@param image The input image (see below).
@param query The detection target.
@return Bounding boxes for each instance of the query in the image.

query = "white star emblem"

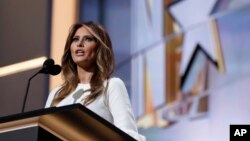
[169,0,224,87]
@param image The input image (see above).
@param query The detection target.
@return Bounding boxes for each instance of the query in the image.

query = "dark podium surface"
[0,104,136,141]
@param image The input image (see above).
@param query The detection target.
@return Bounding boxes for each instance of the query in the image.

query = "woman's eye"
[83,36,94,42]
[72,37,79,42]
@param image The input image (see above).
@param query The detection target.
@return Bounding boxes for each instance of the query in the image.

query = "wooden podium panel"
[0,104,136,141]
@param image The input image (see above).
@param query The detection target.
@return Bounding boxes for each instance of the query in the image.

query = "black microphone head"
[43,58,55,68]
[39,58,61,75]
[49,65,62,75]
[39,58,55,74]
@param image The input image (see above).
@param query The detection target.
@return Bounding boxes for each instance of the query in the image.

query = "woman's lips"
[76,50,85,56]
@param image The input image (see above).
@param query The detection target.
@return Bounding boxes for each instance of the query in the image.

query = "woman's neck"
[77,66,95,84]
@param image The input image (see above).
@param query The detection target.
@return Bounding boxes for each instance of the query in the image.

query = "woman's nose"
[77,39,84,47]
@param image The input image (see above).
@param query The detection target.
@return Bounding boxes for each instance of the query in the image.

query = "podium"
[0,104,136,141]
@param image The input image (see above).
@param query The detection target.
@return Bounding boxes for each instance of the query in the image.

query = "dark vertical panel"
[103,0,131,93]
[80,0,101,23]
[0,0,51,116]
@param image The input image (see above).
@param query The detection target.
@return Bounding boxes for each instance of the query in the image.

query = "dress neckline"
[77,83,90,87]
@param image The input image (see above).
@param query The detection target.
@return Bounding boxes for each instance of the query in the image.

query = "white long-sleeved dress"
[45,77,146,141]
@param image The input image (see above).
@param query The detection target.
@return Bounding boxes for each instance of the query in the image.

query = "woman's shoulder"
[107,77,126,87]
[109,77,123,82]
[45,86,62,108]
[105,77,128,95]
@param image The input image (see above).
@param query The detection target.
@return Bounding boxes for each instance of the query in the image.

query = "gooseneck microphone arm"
[21,58,61,113]
[21,70,40,113]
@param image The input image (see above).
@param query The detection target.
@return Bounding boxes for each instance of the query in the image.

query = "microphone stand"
[21,58,61,113]
[21,70,40,113]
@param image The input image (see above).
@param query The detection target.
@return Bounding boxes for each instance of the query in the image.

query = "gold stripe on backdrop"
[49,0,79,90]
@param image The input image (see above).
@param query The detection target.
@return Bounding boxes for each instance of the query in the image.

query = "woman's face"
[70,26,97,68]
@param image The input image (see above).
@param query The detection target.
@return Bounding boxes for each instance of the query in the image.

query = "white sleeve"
[107,78,146,141]
[44,87,61,108]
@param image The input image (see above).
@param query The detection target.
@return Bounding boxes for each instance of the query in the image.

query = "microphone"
[21,58,61,113]
[39,58,61,75]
